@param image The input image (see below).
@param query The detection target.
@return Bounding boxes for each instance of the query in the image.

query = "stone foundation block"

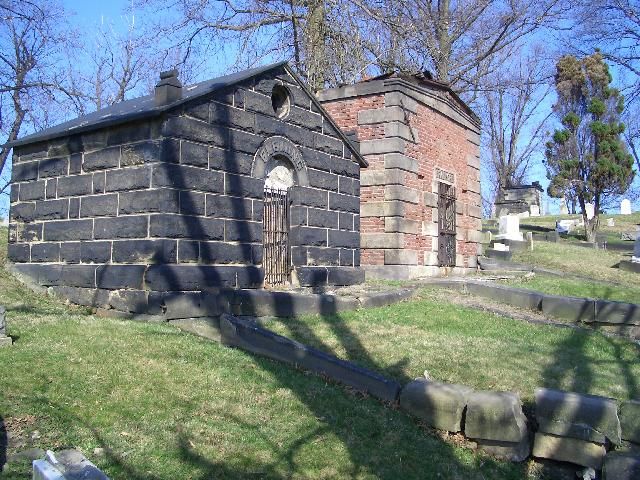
[620,400,640,444]
[465,391,528,443]
[384,249,417,265]
[399,379,472,432]
[532,432,606,469]
[603,452,640,480]
[535,388,621,445]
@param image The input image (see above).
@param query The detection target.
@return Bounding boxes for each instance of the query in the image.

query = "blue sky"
[1,2,637,219]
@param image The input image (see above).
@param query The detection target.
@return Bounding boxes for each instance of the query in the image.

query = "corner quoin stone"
[399,379,473,432]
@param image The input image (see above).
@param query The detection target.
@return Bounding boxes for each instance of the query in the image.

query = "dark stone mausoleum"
[7,62,365,316]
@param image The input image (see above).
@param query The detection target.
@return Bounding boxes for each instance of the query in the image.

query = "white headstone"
[607,218,615,227]
[621,199,632,215]
[559,199,569,215]
[493,243,510,252]
[496,215,523,241]
[556,219,576,234]
[517,211,530,219]
[530,205,540,217]
[585,203,595,220]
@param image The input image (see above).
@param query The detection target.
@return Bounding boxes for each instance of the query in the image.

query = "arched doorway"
[263,157,296,286]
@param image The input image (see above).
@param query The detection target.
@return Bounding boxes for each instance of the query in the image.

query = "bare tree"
[0,0,78,203]
[482,50,552,202]
[354,0,568,98]
[145,0,374,91]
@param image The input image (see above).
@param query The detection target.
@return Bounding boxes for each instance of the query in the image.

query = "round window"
[271,84,291,119]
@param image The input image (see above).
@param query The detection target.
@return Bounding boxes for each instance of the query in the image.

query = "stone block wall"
[320,77,481,279]
[7,66,363,314]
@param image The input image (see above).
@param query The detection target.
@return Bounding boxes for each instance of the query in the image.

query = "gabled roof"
[9,61,366,167]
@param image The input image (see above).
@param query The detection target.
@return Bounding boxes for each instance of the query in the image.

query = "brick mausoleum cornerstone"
[6,62,366,315]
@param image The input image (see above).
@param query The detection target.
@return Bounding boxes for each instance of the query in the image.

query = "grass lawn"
[498,273,640,304]
[264,288,640,404]
[510,241,640,288]
[0,231,530,479]
[1,228,639,479]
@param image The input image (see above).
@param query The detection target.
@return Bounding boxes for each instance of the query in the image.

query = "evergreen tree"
[544,53,635,242]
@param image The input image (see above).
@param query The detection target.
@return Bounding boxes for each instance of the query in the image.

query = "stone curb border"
[213,313,640,477]
[428,278,640,339]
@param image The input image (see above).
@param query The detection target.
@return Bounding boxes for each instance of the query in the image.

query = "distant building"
[494,182,543,217]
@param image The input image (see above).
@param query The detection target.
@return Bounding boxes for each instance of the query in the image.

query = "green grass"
[264,289,640,404]
[0,228,530,479]
[510,241,640,288]
[517,212,640,246]
[1,226,639,479]
[499,273,640,304]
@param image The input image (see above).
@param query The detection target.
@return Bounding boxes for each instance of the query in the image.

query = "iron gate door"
[437,182,456,267]
[263,187,291,286]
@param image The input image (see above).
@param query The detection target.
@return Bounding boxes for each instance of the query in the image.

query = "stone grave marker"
[621,199,632,215]
[585,203,595,220]
[607,218,615,227]
[0,306,12,347]
[496,215,524,242]
[560,199,569,215]
[633,236,640,263]
[530,205,540,217]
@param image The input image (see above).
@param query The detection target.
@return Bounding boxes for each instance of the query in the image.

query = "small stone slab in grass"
[603,452,640,480]
[535,388,621,445]
[620,400,640,444]
[399,379,473,432]
[464,391,528,443]
[532,432,606,469]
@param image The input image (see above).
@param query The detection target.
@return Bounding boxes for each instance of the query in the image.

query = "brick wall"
[7,67,363,315]
[321,79,481,277]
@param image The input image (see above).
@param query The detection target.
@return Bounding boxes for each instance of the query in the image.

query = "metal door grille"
[437,182,457,267]
[263,187,290,286]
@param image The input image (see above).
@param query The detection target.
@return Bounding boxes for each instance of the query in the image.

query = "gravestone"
[633,237,640,263]
[585,203,595,220]
[607,218,615,227]
[496,215,523,242]
[621,199,632,215]
[560,199,569,215]
[0,306,11,347]
[556,219,577,234]
[530,205,540,217]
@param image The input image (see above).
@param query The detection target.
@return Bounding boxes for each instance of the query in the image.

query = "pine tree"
[544,52,635,242]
